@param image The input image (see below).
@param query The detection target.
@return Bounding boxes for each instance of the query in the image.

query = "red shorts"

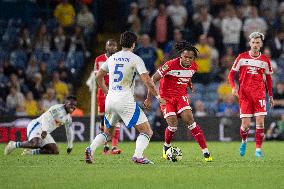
[160,95,192,118]
[239,92,267,118]
[97,96,105,115]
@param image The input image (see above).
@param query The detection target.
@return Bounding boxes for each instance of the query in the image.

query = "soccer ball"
[166,147,183,162]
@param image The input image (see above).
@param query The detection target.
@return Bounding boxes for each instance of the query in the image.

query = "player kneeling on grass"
[84,31,165,164]
[144,41,213,162]
[4,96,77,155]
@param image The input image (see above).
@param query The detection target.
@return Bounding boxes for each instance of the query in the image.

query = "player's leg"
[85,114,117,163]
[37,134,59,154]
[4,137,42,155]
[22,134,59,155]
[160,99,178,159]
[100,115,110,155]
[41,143,59,154]
[253,97,267,157]
[87,126,115,163]
[120,100,153,164]
[239,117,251,156]
[4,120,43,155]
[132,121,154,164]
[255,115,265,157]
[180,109,212,162]
[239,96,253,156]
[111,124,122,154]
[163,115,178,159]
[98,96,110,155]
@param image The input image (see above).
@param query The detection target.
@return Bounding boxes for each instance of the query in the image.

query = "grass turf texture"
[0,141,284,189]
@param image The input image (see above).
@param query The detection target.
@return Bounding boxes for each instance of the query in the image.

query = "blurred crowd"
[0,0,283,119]
[0,0,95,116]
[124,0,284,119]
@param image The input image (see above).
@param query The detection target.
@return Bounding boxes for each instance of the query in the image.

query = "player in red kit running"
[228,32,274,157]
[94,39,122,155]
[144,41,213,162]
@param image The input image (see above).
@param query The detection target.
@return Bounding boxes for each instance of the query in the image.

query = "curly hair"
[174,40,199,57]
[66,95,77,101]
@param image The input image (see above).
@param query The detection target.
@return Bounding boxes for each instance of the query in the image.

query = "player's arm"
[96,69,108,95]
[40,112,51,139]
[187,79,194,92]
[140,73,165,109]
[265,73,274,108]
[228,69,238,97]
[145,71,163,99]
[141,73,159,98]
[228,55,241,97]
[265,58,274,108]
[64,117,74,154]
[136,57,165,108]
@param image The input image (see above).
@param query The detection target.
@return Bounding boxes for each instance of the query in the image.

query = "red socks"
[240,127,249,142]
[190,124,207,149]
[112,127,120,147]
[164,126,177,145]
[240,126,264,149]
[255,128,264,148]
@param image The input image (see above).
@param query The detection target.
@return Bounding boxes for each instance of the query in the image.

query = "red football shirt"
[232,51,273,97]
[158,57,197,98]
[94,54,109,98]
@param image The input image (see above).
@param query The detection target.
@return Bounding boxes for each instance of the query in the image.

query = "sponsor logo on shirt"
[177,78,190,84]
[247,66,259,74]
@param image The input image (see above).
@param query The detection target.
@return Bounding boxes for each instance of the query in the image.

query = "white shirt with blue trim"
[101,50,148,96]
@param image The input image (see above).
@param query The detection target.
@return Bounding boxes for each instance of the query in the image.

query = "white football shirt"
[36,104,72,132]
[101,50,148,95]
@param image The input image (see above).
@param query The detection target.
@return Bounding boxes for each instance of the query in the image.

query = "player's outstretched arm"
[140,73,159,97]
[144,72,162,109]
[65,121,74,154]
[140,73,165,109]
[96,69,108,95]
[146,72,163,98]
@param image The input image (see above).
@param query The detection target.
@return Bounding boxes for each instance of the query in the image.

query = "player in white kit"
[4,96,77,155]
[85,31,164,164]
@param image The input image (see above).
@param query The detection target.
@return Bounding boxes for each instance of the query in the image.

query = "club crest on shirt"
[161,64,168,71]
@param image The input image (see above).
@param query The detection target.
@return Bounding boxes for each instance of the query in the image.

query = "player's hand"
[269,96,274,109]
[232,88,238,97]
[188,81,195,93]
[144,98,152,110]
[190,85,195,93]
[67,148,72,154]
[41,131,47,139]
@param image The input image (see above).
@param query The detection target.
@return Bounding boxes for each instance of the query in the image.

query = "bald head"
[105,39,118,56]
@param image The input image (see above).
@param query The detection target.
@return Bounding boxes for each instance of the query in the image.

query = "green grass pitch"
[0,141,284,189]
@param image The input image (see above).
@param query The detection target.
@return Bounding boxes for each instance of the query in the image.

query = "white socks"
[90,133,107,156]
[164,143,171,147]
[202,148,209,154]
[133,133,150,158]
